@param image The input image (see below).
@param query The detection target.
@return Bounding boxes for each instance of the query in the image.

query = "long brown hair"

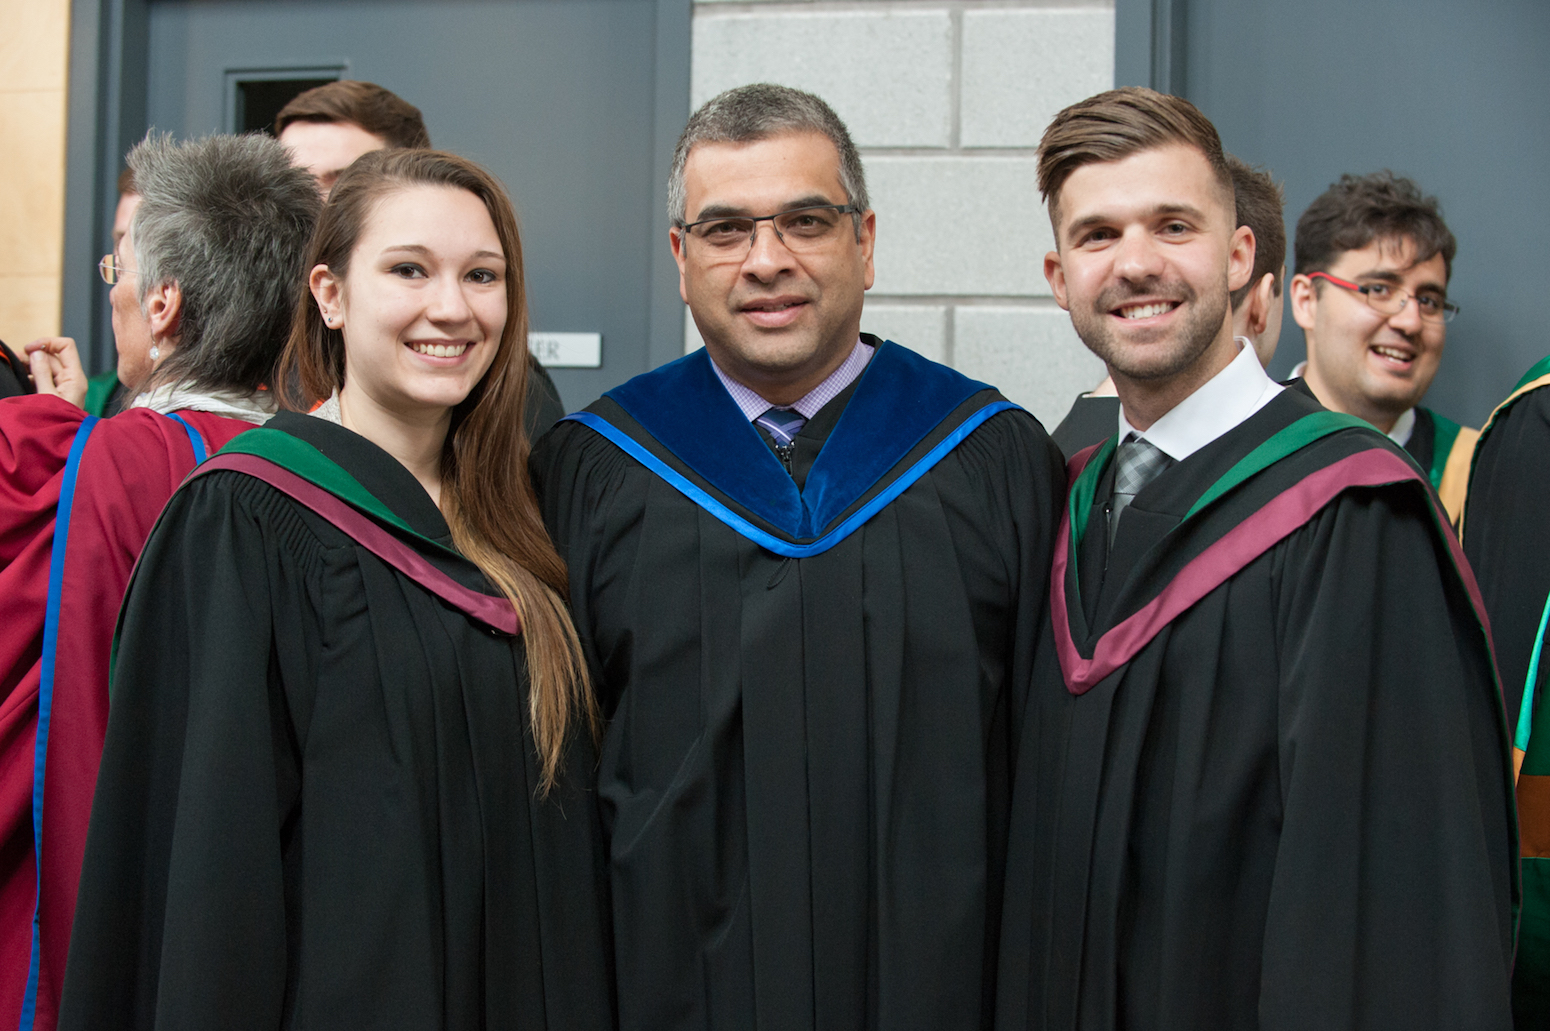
[277,149,595,792]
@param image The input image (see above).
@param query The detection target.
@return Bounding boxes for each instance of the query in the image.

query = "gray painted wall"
[66,0,690,413]
[1121,0,1550,427]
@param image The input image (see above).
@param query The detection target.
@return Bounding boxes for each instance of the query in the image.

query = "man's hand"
[26,337,89,410]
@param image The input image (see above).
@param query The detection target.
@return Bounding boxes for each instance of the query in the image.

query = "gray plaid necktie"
[1109,434,1173,544]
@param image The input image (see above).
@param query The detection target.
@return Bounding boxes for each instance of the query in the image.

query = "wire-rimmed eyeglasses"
[98,255,138,285]
[678,204,861,259]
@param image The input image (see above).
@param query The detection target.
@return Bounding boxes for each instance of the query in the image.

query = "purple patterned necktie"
[756,407,807,451]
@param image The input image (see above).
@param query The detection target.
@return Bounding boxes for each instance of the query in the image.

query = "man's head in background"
[275,80,430,195]
[113,167,140,248]
[1227,156,1286,367]
[1290,171,1457,433]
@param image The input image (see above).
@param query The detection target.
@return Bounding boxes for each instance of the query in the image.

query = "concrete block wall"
[685,0,1114,429]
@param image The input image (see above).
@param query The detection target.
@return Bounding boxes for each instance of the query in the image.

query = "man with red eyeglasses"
[1289,171,1474,522]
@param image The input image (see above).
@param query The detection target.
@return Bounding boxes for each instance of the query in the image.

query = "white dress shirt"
[1119,339,1284,462]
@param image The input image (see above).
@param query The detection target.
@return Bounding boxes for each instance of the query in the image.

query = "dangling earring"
[148,345,160,362]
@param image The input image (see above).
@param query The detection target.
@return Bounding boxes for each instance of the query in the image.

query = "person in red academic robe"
[0,131,317,1031]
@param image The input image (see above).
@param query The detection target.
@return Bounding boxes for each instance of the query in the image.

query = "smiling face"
[1047,144,1252,407]
[1292,236,1447,432]
[671,131,875,405]
[279,120,389,196]
[312,185,506,431]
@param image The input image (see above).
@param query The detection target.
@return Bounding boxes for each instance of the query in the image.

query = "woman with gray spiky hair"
[0,131,318,1031]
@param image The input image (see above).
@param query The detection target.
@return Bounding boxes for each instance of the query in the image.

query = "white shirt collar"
[1118,338,1284,463]
[130,383,276,425]
[1289,360,1414,445]
[1386,406,1416,447]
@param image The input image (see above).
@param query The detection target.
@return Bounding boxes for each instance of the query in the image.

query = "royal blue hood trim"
[563,341,1017,556]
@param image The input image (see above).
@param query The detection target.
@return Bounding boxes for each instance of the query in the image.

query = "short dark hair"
[1037,87,1232,226]
[274,80,430,150]
[1227,155,1286,309]
[668,83,867,228]
[129,133,320,396]
[1294,170,1456,282]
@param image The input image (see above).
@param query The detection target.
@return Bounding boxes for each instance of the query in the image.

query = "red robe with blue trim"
[0,395,253,1031]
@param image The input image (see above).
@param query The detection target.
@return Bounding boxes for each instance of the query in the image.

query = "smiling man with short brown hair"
[997,87,1513,1031]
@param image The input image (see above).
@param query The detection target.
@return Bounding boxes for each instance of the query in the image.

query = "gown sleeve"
[58,470,314,1031]
[1261,482,1515,1029]
[530,420,640,716]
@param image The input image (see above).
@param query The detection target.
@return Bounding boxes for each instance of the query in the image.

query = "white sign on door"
[528,332,602,368]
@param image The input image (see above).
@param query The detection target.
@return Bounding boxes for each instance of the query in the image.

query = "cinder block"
[861,302,947,363]
[684,305,705,354]
[866,156,1052,297]
[960,8,1115,149]
[952,305,1106,429]
[691,11,953,148]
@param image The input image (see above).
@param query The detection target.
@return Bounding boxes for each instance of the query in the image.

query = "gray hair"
[129,132,320,395]
[667,83,869,229]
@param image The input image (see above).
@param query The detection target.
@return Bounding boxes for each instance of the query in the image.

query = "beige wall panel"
[0,1,70,92]
[0,276,66,347]
[0,0,70,339]
[0,89,69,279]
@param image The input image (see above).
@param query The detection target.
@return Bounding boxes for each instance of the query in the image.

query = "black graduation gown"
[1465,381,1550,728]
[1051,394,1120,460]
[1462,361,1550,1024]
[0,340,29,400]
[58,411,614,1031]
[525,354,566,439]
[999,386,1515,1031]
[531,340,1065,1031]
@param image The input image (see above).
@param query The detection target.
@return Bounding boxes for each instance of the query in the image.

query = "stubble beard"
[1072,276,1231,383]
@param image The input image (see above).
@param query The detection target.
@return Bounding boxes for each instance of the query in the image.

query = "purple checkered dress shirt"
[710,339,874,423]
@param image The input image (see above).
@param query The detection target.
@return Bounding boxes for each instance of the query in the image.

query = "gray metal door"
[65,0,690,413]
[1117,0,1550,425]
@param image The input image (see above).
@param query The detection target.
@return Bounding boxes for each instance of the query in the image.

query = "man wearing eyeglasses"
[1288,172,1474,522]
[532,83,1065,1029]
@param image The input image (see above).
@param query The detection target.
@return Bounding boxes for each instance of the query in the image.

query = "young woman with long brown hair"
[59,150,612,1031]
